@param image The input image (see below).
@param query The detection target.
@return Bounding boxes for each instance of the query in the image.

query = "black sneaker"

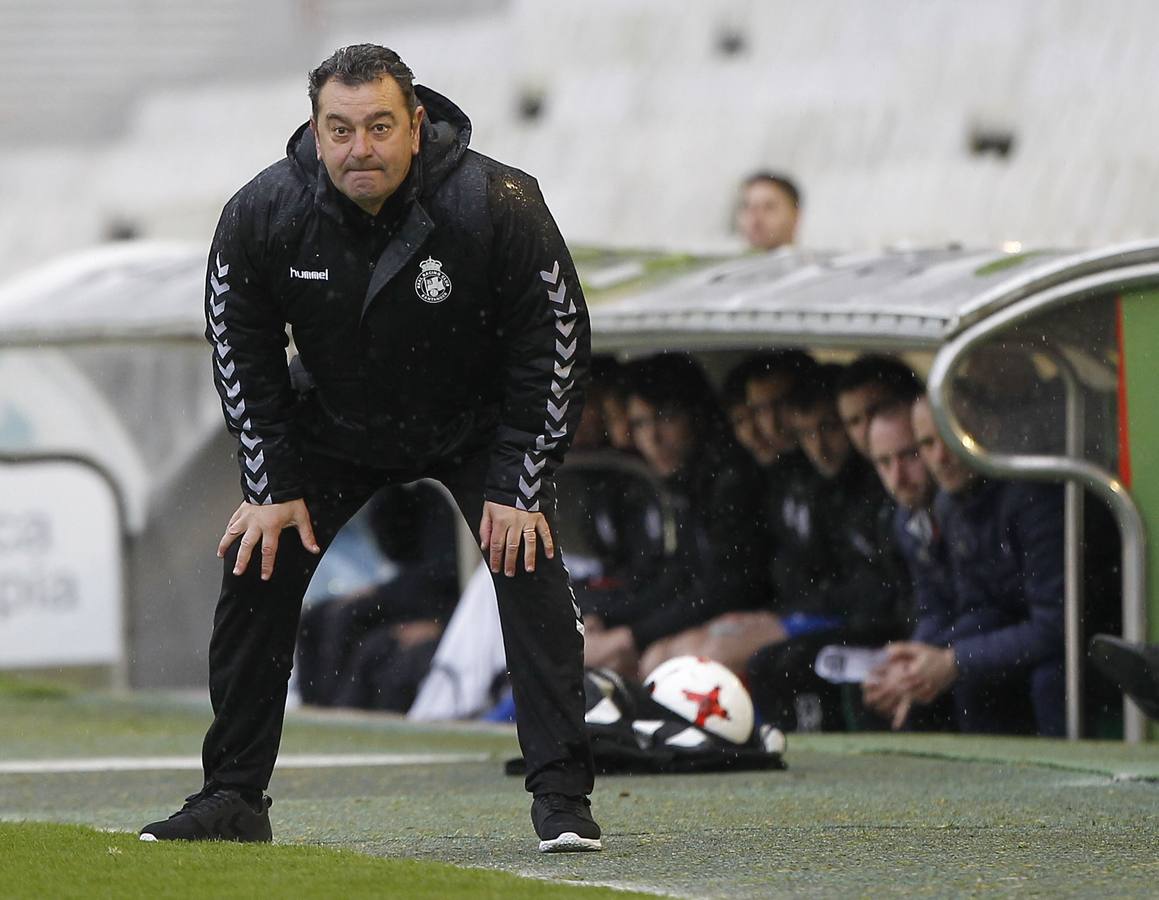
[530,793,602,853]
[139,787,273,843]
[1090,634,1159,721]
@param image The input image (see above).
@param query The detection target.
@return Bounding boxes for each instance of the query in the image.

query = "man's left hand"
[479,500,555,577]
[889,641,959,704]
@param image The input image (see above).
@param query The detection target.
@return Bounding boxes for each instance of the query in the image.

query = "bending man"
[141,44,600,853]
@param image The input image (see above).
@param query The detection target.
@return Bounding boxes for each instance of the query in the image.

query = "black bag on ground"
[505,668,786,776]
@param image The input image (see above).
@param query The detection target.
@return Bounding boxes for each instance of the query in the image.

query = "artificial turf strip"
[6,689,1159,897]
[0,823,654,900]
[0,688,519,761]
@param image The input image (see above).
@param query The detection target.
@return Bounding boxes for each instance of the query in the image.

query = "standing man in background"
[735,171,802,252]
[140,43,601,853]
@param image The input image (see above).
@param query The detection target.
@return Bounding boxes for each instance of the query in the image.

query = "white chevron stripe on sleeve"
[209,253,270,503]
[515,261,584,508]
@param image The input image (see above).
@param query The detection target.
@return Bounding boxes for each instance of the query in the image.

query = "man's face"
[736,180,799,251]
[789,402,851,479]
[311,76,424,215]
[599,393,633,452]
[837,383,892,459]
[911,397,974,494]
[626,396,695,478]
[728,400,778,466]
[746,374,796,457]
[867,413,933,510]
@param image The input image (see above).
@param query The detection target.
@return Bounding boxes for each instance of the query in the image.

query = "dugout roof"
[2,240,1157,354]
[587,241,1159,353]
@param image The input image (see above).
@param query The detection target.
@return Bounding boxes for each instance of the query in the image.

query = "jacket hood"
[286,83,472,199]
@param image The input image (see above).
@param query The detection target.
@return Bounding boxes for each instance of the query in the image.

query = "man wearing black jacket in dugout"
[140,44,601,853]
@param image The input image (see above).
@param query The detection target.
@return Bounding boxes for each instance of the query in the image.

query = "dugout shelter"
[590,240,1159,743]
[0,239,1155,744]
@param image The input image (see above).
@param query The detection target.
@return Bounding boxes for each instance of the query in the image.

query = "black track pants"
[201,447,594,798]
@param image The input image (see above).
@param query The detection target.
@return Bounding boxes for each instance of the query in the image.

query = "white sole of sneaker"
[139,834,158,842]
[537,832,603,853]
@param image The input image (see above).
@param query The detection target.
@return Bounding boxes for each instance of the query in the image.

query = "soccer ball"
[643,655,755,744]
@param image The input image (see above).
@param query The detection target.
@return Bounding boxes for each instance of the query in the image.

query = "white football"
[643,655,755,744]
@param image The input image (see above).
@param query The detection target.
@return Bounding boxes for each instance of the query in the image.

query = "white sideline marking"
[0,752,489,775]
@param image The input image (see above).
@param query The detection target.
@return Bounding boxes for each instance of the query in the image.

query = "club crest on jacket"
[415,256,453,303]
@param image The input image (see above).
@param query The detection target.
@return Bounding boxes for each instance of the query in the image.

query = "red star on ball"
[682,685,730,727]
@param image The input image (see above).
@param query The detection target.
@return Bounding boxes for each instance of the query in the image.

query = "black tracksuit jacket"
[769,453,905,638]
[205,85,590,510]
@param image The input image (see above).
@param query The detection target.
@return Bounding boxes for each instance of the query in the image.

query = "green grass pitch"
[1,678,1157,898]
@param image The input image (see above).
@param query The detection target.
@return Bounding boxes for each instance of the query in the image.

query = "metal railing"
[927,265,1159,742]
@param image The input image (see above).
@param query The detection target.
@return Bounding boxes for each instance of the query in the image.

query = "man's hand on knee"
[218,498,320,581]
[479,501,554,577]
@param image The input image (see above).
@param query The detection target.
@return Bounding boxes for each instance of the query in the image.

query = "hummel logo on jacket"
[205,85,591,509]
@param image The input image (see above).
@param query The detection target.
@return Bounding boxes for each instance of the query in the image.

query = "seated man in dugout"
[835,354,924,460]
[642,364,906,731]
[722,357,783,470]
[860,400,956,731]
[734,350,821,536]
[558,354,671,629]
[580,353,772,678]
[725,349,819,480]
[295,480,459,712]
[865,395,1066,735]
[581,355,635,455]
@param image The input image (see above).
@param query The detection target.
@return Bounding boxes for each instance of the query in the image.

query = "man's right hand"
[217,498,320,581]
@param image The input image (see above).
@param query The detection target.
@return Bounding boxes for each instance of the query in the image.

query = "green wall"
[1118,290,1159,738]
[1118,289,1159,649]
